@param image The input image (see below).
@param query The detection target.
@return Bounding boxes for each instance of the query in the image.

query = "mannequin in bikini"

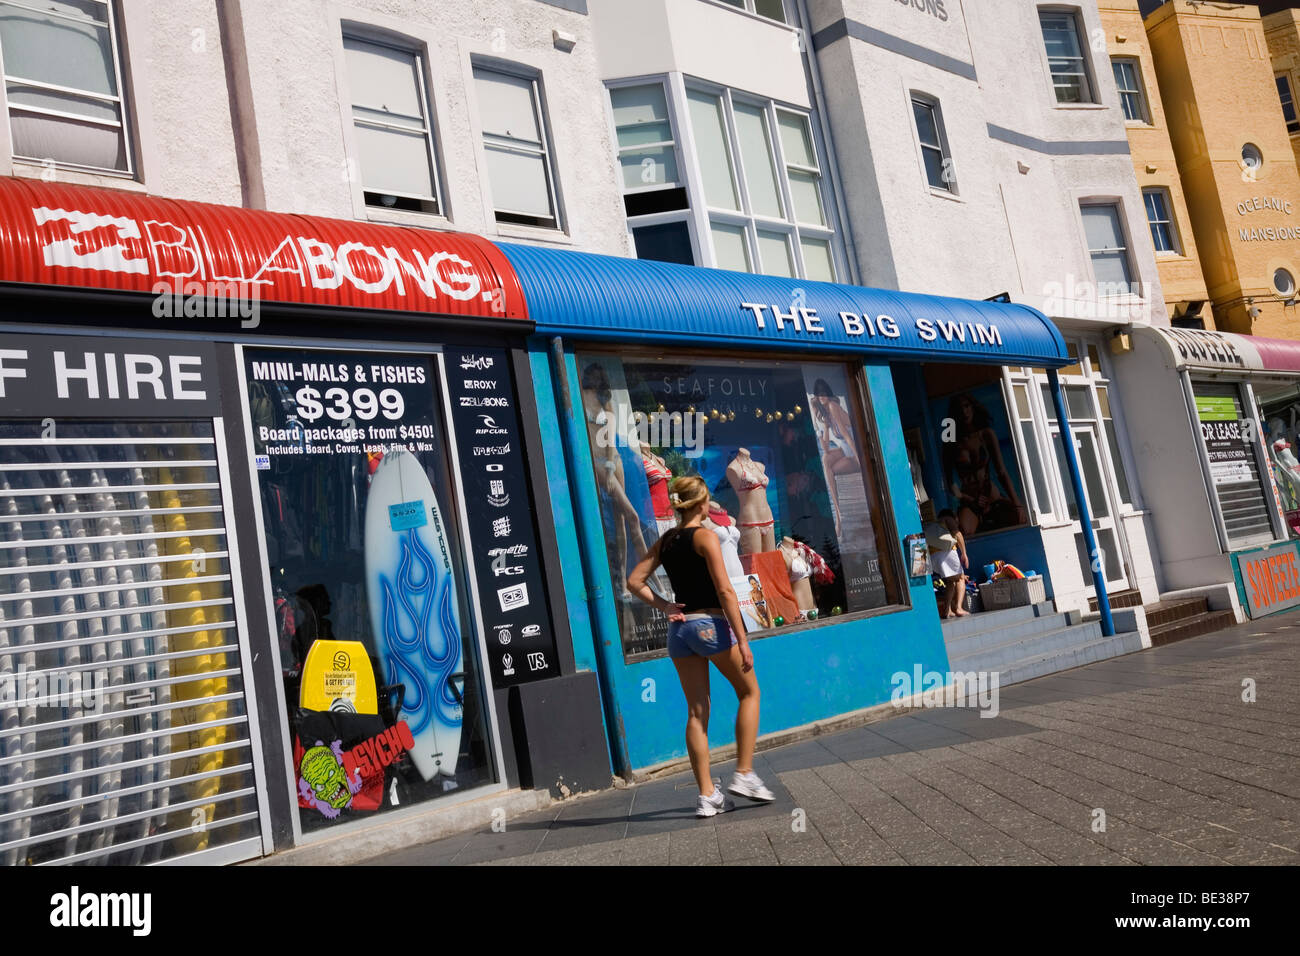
[779,536,816,618]
[703,500,745,579]
[642,449,676,539]
[581,364,648,596]
[726,448,775,555]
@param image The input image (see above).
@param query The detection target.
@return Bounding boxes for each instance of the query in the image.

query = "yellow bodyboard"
[300,640,378,715]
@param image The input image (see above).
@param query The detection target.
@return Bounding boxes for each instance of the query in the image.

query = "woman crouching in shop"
[628,475,776,816]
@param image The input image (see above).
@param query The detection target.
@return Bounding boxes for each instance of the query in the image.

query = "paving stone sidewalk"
[362,612,1300,866]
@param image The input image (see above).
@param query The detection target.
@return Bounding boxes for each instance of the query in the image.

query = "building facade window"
[1080,202,1133,289]
[685,84,836,280]
[1142,187,1179,255]
[577,350,901,661]
[911,94,956,194]
[1276,267,1296,298]
[473,64,560,229]
[1112,57,1147,123]
[0,0,132,174]
[1039,9,1094,105]
[610,82,694,265]
[342,34,441,214]
[1277,74,1299,135]
[716,0,788,24]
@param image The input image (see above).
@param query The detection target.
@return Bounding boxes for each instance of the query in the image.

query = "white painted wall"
[3,0,630,256]
[806,0,1169,609]
[589,0,810,108]
[1109,329,1231,591]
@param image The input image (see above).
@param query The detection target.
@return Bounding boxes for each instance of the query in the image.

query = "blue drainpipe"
[1047,368,1114,636]
[548,336,633,779]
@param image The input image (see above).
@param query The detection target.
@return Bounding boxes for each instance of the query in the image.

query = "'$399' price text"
[295,385,405,422]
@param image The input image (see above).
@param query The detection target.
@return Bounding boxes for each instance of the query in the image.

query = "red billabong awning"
[0,178,525,319]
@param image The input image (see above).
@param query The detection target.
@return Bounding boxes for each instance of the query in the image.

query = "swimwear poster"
[928,382,1028,537]
[801,366,885,610]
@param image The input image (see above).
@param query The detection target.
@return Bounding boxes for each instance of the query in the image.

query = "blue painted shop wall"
[544,350,950,771]
[963,527,1054,597]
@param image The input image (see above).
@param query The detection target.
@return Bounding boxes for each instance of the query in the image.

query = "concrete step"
[1144,596,1209,629]
[950,620,1100,673]
[1149,609,1237,647]
[996,629,1146,687]
[1089,588,1144,612]
[940,601,1055,640]
[946,612,1071,660]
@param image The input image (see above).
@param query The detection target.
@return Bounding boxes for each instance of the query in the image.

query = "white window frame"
[1111,56,1149,125]
[675,75,842,281]
[1142,186,1180,256]
[909,92,957,196]
[472,59,563,231]
[1038,7,1096,106]
[340,29,444,216]
[707,0,790,25]
[605,76,699,265]
[1079,200,1136,292]
[0,0,135,177]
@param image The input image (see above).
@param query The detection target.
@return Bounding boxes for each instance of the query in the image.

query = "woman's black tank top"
[660,527,722,612]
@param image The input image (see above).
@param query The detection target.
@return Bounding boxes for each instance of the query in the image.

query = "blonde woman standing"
[628,475,775,816]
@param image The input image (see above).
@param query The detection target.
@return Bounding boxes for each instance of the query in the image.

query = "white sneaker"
[728,770,775,802]
[695,780,735,817]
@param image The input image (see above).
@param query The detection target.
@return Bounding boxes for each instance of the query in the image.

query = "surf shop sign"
[1233,541,1300,619]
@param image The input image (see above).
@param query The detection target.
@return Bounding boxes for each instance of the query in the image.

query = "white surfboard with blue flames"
[363,448,463,782]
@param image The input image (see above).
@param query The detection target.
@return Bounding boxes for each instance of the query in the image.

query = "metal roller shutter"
[0,420,264,865]
[1193,383,1276,550]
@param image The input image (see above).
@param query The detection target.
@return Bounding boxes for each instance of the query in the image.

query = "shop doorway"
[1049,421,1130,592]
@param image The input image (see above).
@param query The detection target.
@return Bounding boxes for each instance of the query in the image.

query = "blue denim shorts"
[667,614,736,659]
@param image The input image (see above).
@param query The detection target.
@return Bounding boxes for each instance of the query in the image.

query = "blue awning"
[497,243,1068,367]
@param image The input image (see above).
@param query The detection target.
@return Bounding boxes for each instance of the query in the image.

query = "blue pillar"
[1047,368,1114,636]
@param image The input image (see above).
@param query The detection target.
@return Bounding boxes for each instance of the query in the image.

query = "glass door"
[1049,422,1129,592]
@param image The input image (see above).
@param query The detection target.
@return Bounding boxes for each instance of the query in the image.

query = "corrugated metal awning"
[498,242,1069,367]
[0,178,526,320]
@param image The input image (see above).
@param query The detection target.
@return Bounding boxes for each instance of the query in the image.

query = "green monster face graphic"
[299,742,356,818]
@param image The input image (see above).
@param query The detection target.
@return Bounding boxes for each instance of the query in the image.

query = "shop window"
[1011,382,1054,520]
[342,34,442,215]
[1080,202,1134,290]
[0,0,133,174]
[1277,75,1299,136]
[1039,9,1095,105]
[473,63,560,229]
[1096,385,1132,505]
[1143,188,1179,255]
[685,85,837,281]
[242,347,497,833]
[0,419,262,863]
[715,0,789,24]
[1111,58,1147,124]
[911,94,956,194]
[610,82,695,265]
[576,351,900,661]
[1192,381,1276,549]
